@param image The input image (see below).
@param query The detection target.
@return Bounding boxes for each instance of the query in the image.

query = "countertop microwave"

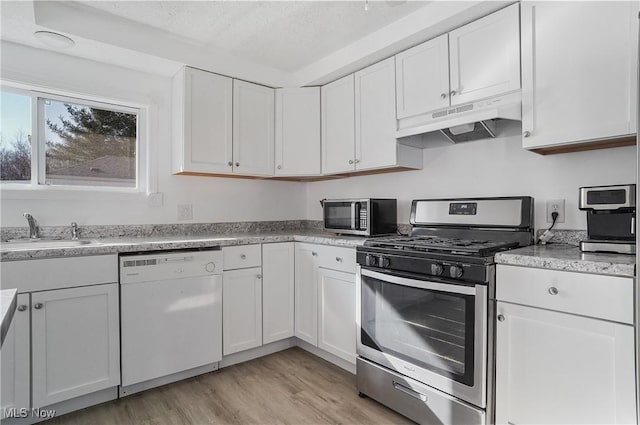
[321,199,397,236]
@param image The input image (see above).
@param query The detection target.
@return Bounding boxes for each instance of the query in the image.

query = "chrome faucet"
[71,222,79,240]
[23,213,39,239]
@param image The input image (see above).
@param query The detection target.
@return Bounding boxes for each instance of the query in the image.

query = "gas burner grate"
[363,235,518,256]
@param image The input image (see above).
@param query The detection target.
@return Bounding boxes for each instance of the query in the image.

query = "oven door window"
[324,202,353,230]
[361,273,475,386]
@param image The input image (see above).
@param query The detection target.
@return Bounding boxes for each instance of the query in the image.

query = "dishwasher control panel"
[119,249,223,284]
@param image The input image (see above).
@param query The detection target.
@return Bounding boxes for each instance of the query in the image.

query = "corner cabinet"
[172,66,234,174]
[521,1,639,152]
[0,294,30,419]
[495,265,637,424]
[275,88,321,176]
[322,59,422,175]
[233,80,275,176]
[262,242,295,344]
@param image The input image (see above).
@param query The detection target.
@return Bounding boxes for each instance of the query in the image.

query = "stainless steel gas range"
[356,197,534,425]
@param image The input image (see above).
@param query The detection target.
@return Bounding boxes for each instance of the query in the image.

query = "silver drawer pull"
[34,303,43,310]
[497,314,505,322]
[548,287,559,295]
[240,254,247,260]
[311,252,318,257]
[393,381,427,402]
[17,305,27,312]
[336,257,343,262]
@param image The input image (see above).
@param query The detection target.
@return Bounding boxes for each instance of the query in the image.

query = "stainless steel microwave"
[321,199,397,236]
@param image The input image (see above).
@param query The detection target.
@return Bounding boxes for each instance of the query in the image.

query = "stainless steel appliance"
[579,184,636,254]
[356,196,534,424]
[321,198,397,236]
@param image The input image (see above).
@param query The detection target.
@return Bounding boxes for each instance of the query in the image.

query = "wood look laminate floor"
[49,348,413,425]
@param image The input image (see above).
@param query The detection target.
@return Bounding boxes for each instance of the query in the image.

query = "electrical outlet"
[546,199,565,224]
[177,204,193,221]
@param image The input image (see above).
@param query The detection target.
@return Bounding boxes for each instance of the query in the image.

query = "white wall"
[0,42,306,227]
[306,135,637,231]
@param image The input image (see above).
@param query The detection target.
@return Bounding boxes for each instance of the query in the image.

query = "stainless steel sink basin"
[2,239,100,250]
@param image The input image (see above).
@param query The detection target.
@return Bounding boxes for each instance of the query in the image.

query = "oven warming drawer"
[357,358,485,425]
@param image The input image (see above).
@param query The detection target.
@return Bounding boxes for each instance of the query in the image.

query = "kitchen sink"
[1,239,101,250]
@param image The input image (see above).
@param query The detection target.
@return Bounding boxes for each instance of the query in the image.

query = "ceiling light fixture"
[33,31,75,49]
[364,0,369,12]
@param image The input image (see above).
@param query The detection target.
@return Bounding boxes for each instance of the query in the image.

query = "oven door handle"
[360,268,476,296]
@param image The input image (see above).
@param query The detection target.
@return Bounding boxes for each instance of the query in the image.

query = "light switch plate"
[177,204,193,221]
[546,199,565,223]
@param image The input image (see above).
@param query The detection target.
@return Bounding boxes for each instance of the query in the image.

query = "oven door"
[357,266,487,408]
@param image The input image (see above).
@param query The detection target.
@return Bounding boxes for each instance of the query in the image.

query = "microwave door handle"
[632,216,635,235]
[351,202,357,230]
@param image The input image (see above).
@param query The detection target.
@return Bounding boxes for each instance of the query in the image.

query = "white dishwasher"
[119,249,222,394]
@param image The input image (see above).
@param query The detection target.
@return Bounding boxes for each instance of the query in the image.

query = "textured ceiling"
[77,1,429,72]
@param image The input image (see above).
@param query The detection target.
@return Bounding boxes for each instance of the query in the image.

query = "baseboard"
[119,363,219,397]
[219,338,295,368]
[295,339,356,374]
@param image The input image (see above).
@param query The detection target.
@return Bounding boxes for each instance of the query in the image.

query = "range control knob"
[430,263,444,276]
[205,262,216,273]
[365,254,378,267]
[378,256,390,268]
[449,265,463,279]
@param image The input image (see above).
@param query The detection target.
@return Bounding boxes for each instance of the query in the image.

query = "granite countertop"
[0,231,367,261]
[495,244,636,278]
[0,288,17,348]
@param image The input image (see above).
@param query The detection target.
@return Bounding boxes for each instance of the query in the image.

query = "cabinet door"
[495,302,636,425]
[294,244,318,345]
[262,243,295,344]
[521,1,638,149]
[178,67,233,174]
[321,74,356,174]
[449,3,520,105]
[31,284,120,408]
[317,268,356,364]
[0,293,30,418]
[233,80,275,176]
[223,267,263,355]
[275,88,321,176]
[354,57,398,171]
[395,34,450,119]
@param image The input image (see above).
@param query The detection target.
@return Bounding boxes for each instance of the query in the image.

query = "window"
[1,88,139,190]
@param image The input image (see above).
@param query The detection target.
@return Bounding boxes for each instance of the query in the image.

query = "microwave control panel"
[360,205,368,230]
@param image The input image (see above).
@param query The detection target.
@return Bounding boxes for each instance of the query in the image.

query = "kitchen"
[0,1,637,424]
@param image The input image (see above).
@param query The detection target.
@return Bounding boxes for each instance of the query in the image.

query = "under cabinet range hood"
[396,91,522,145]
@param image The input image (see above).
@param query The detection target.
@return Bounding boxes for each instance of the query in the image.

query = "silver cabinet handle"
[348,160,354,164]
[34,303,43,310]
[228,161,233,166]
[450,90,457,97]
[548,287,559,295]
[523,131,531,138]
[277,165,282,170]
[17,305,27,312]
[440,93,447,99]
[336,257,343,262]
[235,162,240,167]
[497,314,505,322]
[392,381,427,402]
[257,274,262,279]
[311,251,318,257]
[354,159,360,164]
[240,254,247,260]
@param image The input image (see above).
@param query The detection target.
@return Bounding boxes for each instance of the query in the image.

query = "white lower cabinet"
[0,293,30,419]
[295,243,357,365]
[495,265,637,424]
[262,243,295,344]
[317,267,356,363]
[222,267,263,355]
[31,284,121,408]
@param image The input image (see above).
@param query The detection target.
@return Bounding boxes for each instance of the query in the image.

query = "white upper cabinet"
[275,88,321,176]
[395,34,450,120]
[355,57,403,171]
[449,3,521,105]
[233,80,275,176]
[173,66,233,174]
[322,74,356,174]
[521,1,638,151]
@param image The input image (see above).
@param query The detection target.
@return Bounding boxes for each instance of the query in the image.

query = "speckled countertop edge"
[0,231,367,261]
[495,244,635,278]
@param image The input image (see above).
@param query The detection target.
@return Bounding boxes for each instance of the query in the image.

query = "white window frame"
[0,82,149,200]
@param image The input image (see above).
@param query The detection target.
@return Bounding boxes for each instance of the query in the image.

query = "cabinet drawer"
[316,245,356,274]
[223,244,262,270]
[496,265,633,324]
